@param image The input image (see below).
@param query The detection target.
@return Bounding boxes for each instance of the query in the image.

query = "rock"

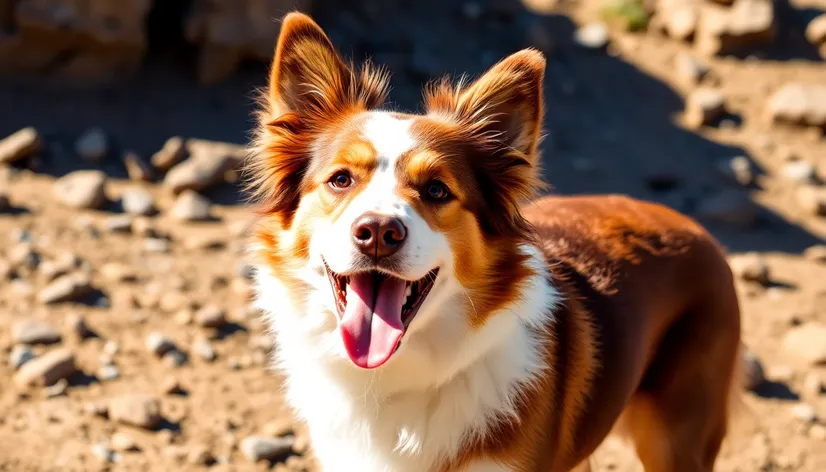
[782,160,818,184]
[685,88,726,128]
[39,253,81,281]
[45,378,68,397]
[12,320,61,345]
[574,22,609,50]
[729,252,770,284]
[195,305,226,328]
[804,245,826,263]
[159,292,190,313]
[8,244,40,271]
[9,345,36,370]
[184,233,226,250]
[695,0,775,56]
[143,238,172,253]
[674,52,708,86]
[659,0,698,41]
[38,273,93,304]
[783,323,826,365]
[14,348,76,387]
[766,83,826,128]
[104,215,133,233]
[98,365,120,381]
[193,337,217,362]
[75,127,108,162]
[85,402,110,418]
[805,14,826,48]
[101,262,138,282]
[146,333,177,356]
[91,442,119,463]
[121,188,155,216]
[111,432,139,452]
[170,190,212,221]
[160,376,185,395]
[122,151,153,182]
[263,419,294,438]
[797,186,826,216]
[791,403,818,423]
[151,137,187,170]
[109,394,162,429]
[742,348,765,390]
[54,170,107,209]
[132,217,159,237]
[174,309,194,325]
[187,445,215,466]
[0,127,43,164]
[240,435,294,463]
[163,139,242,194]
[67,313,93,338]
[163,349,188,367]
[803,373,824,397]
[696,190,757,228]
[716,156,753,187]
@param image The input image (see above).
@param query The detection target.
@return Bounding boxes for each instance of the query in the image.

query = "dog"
[247,12,742,472]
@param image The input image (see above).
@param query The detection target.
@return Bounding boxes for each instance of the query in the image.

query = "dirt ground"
[2,0,826,470]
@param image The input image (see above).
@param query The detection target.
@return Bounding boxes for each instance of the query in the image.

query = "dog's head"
[249,13,545,372]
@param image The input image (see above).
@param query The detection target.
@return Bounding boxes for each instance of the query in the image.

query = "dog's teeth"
[405,286,412,297]
[403,295,409,306]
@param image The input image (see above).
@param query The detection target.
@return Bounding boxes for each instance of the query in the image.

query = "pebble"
[103,215,133,233]
[8,244,40,270]
[66,312,93,338]
[122,151,153,182]
[54,170,108,209]
[75,127,108,162]
[143,238,171,253]
[12,320,62,345]
[797,186,826,216]
[14,348,76,387]
[163,141,239,194]
[91,442,120,463]
[803,373,824,397]
[98,365,120,381]
[160,376,185,395]
[685,88,726,128]
[132,217,159,237]
[694,0,775,56]
[110,432,139,452]
[806,14,826,47]
[9,345,36,370]
[108,394,162,429]
[101,262,138,282]
[716,156,753,187]
[0,127,43,164]
[187,445,215,465]
[804,245,826,263]
[574,22,609,50]
[45,378,68,397]
[782,323,826,365]
[184,233,226,250]
[38,273,93,304]
[662,4,697,41]
[121,188,156,216]
[159,291,190,313]
[85,402,109,418]
[146,332,177,356]
[782,160,818,184]
[163,349,189,367]
[193,337,217,362]
[791,403,818,423]
[170,190,212,221]
[674,52,708,86]
[729,252,770,285]
[104,341,119,357]
[195,305,226,328]
[742,348,765,391]
[263,419,294,438]
[696,190,757,228]
[766,83,826,128]
[240,435,295,462]
[151,136,187,171]
[38,253,80,281]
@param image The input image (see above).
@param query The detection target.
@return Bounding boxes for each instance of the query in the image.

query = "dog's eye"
[329,171,352,189]
[424,181,451,201]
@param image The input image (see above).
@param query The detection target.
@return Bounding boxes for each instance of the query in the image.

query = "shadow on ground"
[0,0,822,254]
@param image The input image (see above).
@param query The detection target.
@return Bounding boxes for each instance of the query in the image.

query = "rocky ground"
[2,0,826,470]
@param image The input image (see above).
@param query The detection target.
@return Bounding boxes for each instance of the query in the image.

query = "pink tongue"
[339,273,406,369]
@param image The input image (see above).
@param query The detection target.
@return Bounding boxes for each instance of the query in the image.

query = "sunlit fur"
[249,12,742,472]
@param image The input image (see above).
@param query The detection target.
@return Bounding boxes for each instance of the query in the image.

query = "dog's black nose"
[351,212,407,258]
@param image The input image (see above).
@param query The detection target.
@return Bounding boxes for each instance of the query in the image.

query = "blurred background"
[1,0,826,470]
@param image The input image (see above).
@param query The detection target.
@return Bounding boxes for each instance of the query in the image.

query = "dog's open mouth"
[324,261,438,369]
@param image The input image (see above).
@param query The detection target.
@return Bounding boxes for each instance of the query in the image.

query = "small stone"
[75,127,108,162]
[742,348,765,391]
[9,345,36,370]
[98,365,120,381]
[174,309,194,325]
[132,217,158,237]
[292,435,309,454]
[151,137,187,171]
[766,83,826,128]
[694,0,775,56]
[14,348,76,387]
[45,378,68,397]
[188,445,216,465]
[805,14,826,47]
[674,52,708,86]
[791,403,818,423]
[797,186,826,216]
[193,337,217,362]
[91,442,119,463]
[146,332,177,356]
[696,190,757,228]
[104,341,119,357]
[729,252,770,285]
[163,143,238,194]
[159,292,190,313]
[39,253,80,281]
[143,238,171,253]
[184,233,226,250]
[111,432,139,452]
[85,402,109,418]
[783,323,826,365]
[163,349,188,367]
[195,305,226,328]
[170,190,212,221]
[104,215,133,233]
[716,156,753,187]
[10,279,35,298]
[100,262,138,282]
[782,160,818,184]
[0,127,43,164]
[685,88,726,128]
[108,394,162,429]
[263,419,294,438]
[240,435,294,462]
[575,22,609,50]
[769,365,796,383]
[803,373,824,397]
[66,313,92,338]
[663,5,697,41]
[804,245,826,263]
[8,244,40,270]
[122,151,153,182]
[160,376,184,395]
[54,170,107,209]
[38,273,93,304]
[12,320,61,345]
[121,188,156,216]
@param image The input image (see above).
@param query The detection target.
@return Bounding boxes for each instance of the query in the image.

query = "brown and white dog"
[248,12,742,472]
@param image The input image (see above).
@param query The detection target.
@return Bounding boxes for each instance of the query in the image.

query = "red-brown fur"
[248,12,742,472]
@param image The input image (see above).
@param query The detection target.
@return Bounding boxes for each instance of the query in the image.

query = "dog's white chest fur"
[254,246,556,472]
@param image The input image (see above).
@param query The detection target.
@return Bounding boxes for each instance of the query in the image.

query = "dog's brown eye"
[329,171,352,189]
[424,181,450,201]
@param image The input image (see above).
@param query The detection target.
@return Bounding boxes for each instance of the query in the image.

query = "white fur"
[253,111,559,472]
